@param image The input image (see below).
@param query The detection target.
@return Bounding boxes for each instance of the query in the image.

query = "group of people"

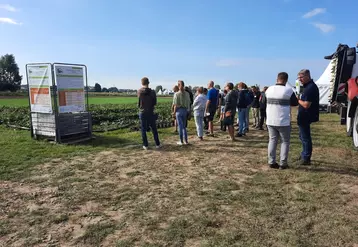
[137,68,319,169]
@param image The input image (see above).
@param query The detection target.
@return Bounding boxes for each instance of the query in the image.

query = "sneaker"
[269,163,279,169]
[199,137,203,141]
[143,146,148,150]
[235,133,243,137]
[177,142,183,146]
[184,141,189,145]
[279,165,289,170]
[156,145,162,149]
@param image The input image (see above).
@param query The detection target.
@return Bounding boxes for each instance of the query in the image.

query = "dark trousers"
[204,117,208,130]
[299,124,312,161]
[140,112,160,147]
[258,109,266,128]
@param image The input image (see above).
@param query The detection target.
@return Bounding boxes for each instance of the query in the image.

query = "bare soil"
[1,122,358,246]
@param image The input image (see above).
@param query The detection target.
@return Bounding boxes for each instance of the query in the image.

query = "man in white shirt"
[265,72,299,169]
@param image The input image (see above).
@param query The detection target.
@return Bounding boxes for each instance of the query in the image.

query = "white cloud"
[0,17,22,25]
[0,4,18,12]
[302,8,326,18]
[312,23,335,33]
[216,59,242,67]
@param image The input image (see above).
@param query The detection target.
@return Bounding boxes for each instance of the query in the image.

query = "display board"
[26,64,53,113]
[54,64,86,113]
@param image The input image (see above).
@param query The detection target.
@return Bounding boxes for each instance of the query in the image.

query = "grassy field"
[0,96,172,106]
[1,113,358,246]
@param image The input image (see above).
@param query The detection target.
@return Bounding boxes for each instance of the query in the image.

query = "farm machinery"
[323,43,358,149]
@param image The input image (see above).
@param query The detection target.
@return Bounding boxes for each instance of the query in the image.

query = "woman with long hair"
[172,80,191,145]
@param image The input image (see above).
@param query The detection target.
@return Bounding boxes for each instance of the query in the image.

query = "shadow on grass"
[80,135,139,148]
[295,161,358,177]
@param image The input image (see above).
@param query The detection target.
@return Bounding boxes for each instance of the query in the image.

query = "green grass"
[0,96,172,106]
[1,113,358,246]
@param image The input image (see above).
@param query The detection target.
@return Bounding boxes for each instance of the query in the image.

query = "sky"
[1,0,357,90]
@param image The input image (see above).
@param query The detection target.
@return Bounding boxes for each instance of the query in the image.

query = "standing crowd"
[137,69,319,169]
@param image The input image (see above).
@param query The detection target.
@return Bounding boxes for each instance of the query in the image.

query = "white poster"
[27,64,53,113]
[54,64,86,113]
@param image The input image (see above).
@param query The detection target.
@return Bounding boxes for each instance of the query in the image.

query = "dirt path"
[1,125,358,246]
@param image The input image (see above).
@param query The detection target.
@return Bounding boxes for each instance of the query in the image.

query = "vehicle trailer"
[324,43,358,149]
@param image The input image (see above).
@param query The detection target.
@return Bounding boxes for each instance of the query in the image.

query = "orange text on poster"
[30,87,49,104]
[58,89,84,106]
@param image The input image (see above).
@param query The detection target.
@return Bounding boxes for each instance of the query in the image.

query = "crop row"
[0,103,173,132]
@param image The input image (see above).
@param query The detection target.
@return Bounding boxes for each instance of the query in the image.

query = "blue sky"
[1,0,357,89]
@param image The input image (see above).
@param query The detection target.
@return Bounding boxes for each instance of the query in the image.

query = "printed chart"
[27,64,53,113]
[54,65,86,113]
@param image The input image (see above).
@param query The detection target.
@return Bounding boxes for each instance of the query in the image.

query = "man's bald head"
[208,81,214,88]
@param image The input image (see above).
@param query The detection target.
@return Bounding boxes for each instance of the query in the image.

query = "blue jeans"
[299,124,312,161]
[246,106,251,129]
[238,108,247,134]
[176,108,188,143]
[139,112,160,147]
[194,115,204,138]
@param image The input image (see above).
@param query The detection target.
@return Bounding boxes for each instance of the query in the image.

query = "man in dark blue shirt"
[297,69,319,165]
[205,81,219,136]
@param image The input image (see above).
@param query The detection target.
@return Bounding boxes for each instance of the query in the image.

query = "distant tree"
[108,87,119,93]
[214,85,221,90]
[102,87,109,92]
[94,83,102,92]
[155,85,163,93]
[0,54,22,92]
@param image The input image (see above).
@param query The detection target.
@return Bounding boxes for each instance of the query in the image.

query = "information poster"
[27,64,53,113]
[54,65,86,113]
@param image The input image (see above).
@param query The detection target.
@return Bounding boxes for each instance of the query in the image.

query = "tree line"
[0,54,22,92]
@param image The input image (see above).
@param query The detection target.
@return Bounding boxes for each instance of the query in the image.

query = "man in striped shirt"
[265,72,299,169]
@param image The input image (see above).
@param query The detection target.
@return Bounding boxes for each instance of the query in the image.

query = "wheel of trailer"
[347,101,353,137]
[353,106,358,149]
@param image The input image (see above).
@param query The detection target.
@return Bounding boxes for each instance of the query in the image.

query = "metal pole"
[51,64,61,143]
[84,65,92,137]
[25,64,34,139]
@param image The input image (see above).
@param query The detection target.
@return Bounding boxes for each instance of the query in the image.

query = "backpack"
[237,90,253,108]
[245,91,254,106]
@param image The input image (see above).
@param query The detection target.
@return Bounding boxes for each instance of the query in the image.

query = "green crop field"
[0,96,173,106]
